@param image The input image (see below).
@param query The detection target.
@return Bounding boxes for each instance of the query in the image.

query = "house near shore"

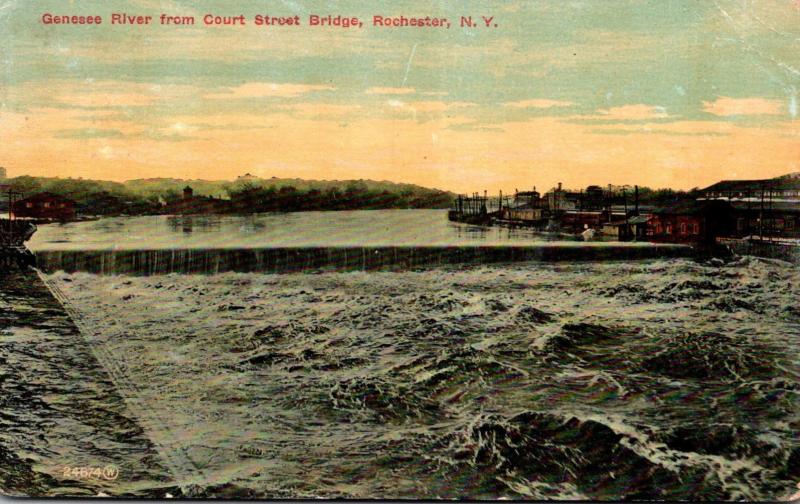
[647,200,733,244]
[11,192,76,221]
[561,210,607,230]
[698,172,800,239]
[726,200,800,238]
[498,189,547,223]
[543,183,582,212]
[501,203,546,223]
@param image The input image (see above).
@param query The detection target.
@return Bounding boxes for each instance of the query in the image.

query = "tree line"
[0,176,454,216]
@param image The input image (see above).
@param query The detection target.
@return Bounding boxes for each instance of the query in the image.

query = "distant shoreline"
[0,175,455,218]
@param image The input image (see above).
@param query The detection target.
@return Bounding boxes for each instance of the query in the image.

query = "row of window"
[709,190,800,198]
[25,202,68,209]
[737,218,796,230]
[653,222,700,235]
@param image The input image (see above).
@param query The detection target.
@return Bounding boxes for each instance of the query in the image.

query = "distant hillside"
[0,175,455,215]
[123,175,452,198]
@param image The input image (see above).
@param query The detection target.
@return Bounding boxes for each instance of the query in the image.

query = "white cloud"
[366,87,416,95]
[204,82,335,100]
[597,104,669,120]
[703,97,784,117]
[504,99,573,109]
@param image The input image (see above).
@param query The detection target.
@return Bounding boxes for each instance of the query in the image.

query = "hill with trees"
[0,175,455,216]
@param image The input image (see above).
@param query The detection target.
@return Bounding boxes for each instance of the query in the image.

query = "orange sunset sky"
[2,0,800,193]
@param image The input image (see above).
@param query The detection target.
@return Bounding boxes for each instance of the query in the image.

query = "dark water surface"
[0,271,174,497]
[29,256,800,500]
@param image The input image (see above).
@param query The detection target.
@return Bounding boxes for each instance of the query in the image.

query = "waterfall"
[33,245,694,275]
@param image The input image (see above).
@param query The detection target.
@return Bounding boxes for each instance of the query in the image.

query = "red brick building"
[12,192,77,221]
[647,200,733,244]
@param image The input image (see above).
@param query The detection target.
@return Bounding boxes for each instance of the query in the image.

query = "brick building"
[647,200,733,244]
[12,192,76,221]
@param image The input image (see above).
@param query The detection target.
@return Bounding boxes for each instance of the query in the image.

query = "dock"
[718,237,800,263]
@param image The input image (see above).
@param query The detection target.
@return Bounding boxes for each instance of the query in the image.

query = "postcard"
[1,0,799,501]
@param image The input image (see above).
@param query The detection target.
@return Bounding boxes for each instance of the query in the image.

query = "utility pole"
[759,183,765,241]
[623,189,628,223]
[745,189,750,237]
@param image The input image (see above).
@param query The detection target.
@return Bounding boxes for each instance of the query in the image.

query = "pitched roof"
[652,199,731,215]
[16,192,75,203]
[728,200,800,213]
[702,174,800,193]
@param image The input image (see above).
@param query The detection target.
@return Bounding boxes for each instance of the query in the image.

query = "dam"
[26,211,694,275]
[33,244,694,275]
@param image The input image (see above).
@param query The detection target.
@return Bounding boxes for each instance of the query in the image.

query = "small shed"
[628,215,650,240]
[561,210,607,231]
[599,221,633,241]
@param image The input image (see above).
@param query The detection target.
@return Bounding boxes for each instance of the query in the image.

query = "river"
[24,255,800,500]
[28,210,571,251]
[5,210,798,499]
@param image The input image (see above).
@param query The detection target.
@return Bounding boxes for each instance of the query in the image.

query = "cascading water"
[34,245,693,275]
[21,256,800,499]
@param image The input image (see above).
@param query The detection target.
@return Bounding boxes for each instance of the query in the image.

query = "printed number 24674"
[61,465,119,480]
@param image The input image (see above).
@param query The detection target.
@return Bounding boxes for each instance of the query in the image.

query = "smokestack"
[558,182,562,191]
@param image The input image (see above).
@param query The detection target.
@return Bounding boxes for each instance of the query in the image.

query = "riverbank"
[0,269,175,497]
